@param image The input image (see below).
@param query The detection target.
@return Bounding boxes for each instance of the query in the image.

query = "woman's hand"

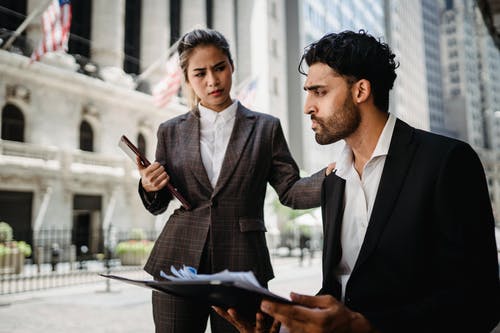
[136,156,169,192]
[212,306,281,333]
[326,162,336,176]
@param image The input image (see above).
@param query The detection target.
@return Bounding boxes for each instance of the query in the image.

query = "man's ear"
[352,79,371,104]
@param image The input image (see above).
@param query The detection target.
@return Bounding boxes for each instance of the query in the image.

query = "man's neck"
[347,111,389,177]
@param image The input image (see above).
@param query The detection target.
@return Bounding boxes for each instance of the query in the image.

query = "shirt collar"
[371,113,396,158]
[335,113,396,179]
[198,100,238,123]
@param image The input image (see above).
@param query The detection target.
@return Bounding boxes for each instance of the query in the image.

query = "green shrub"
[0,222,32,257]
[128,228,146,241]
[0,222,13,243]
[115,240,153,256]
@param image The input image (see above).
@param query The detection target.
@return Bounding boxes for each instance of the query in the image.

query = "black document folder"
[100,274,293,320]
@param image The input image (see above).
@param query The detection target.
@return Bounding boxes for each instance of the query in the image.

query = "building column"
[140,0,170,83]
[181,0,206,34]
[213,0,236,67]
[26,0,44,44]
[91,0,126,68]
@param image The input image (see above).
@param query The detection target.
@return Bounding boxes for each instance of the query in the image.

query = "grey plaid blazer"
[139,102,325,284]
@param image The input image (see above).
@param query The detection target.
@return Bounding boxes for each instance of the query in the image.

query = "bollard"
[78,245,88,270]
[50,243,60,272]
[69,244,76,270]
[35,246,44,274]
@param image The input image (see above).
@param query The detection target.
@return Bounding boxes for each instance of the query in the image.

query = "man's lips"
[311,119,319,130]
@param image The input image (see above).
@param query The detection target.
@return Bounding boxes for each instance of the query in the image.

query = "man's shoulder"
[397,118,470,151]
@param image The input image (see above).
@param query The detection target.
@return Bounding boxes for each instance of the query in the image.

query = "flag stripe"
[31,0,72,61]
[152,53,183,108]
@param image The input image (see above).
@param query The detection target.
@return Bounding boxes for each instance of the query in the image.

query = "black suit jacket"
[320,119,500,333]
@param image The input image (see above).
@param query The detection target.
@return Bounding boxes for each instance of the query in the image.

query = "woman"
[137,28,331,333]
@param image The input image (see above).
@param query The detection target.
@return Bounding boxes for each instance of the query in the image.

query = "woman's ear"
[352,79,371,104]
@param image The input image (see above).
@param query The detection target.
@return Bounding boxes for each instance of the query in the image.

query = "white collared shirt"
[334,113,397,302]
[198,100,238,188]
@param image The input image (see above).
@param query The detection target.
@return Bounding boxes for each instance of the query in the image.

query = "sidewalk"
[0,255,322,333]
[1,254,499,333]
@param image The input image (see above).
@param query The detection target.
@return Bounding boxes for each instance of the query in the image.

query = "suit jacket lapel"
[212,103,256,198]
[321,173,345,297]
[179,109,213,191]
[353,119,417,271]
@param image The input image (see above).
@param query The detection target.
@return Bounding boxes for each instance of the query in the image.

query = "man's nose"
[304,97,315,114]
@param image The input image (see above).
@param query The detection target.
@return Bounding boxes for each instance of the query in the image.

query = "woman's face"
[186,45,234,112]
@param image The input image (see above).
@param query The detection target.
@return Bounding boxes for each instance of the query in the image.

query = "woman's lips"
[210,89,223,97]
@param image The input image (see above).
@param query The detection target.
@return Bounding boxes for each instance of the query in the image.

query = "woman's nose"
[207,71,219,87]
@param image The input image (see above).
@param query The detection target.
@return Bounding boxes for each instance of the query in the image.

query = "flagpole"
[136,39,180,83]
[1,0,53,51]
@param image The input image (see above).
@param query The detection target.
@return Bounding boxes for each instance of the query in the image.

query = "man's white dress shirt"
[334,113,396,302]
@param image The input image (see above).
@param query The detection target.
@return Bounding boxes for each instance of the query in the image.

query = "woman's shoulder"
[159,110,194,129]
[238,103,279,124]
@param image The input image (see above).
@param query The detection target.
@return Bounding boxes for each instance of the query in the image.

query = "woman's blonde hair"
[177,28,234,109]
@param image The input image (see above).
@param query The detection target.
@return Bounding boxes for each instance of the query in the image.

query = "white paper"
[160,265,262,288]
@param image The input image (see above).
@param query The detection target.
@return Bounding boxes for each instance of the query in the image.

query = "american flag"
[31,0,72,61]
[152,53,183,108]
[236,77,258,109]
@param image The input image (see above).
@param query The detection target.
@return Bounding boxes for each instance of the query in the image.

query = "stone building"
[0,0,289,259]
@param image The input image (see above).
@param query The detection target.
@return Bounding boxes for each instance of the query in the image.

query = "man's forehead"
[304,63,340,86]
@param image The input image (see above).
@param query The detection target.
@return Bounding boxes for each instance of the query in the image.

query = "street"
[0,255,322,333]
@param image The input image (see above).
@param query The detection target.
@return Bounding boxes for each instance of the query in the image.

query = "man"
[216,30,500,333]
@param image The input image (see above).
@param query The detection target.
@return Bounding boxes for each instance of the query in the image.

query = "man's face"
[303,63,360,145]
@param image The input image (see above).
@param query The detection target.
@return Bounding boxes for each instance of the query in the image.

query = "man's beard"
[313,95,361,145]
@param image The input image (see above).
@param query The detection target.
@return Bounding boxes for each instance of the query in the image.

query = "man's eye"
[195,72,205,77]
[215,65,225,72]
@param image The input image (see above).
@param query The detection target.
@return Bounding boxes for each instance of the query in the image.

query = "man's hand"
[260,293,377,333]
[212,306,281,333]
[137,156,169,192]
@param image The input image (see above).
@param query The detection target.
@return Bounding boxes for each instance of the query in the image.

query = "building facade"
[0,0,291,259]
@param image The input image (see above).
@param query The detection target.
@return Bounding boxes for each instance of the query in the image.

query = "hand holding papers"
[101,265,293,322]
[118,135,192,210]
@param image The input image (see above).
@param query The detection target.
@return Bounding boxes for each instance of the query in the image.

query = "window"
[79,120,93,152]
[123,0,141,74]
[68,0,91,58]
[0,0,27,32]
[170,0,181,46]
[206,0,213,28]
[1,103,24,142]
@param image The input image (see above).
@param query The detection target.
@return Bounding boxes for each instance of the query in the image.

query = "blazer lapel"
[321,173,345,297]
[353,119,417,271]
[212,104,256,198]
[179,109,213,191]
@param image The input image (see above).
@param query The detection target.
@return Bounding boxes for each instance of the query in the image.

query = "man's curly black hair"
[299,29,399,112]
